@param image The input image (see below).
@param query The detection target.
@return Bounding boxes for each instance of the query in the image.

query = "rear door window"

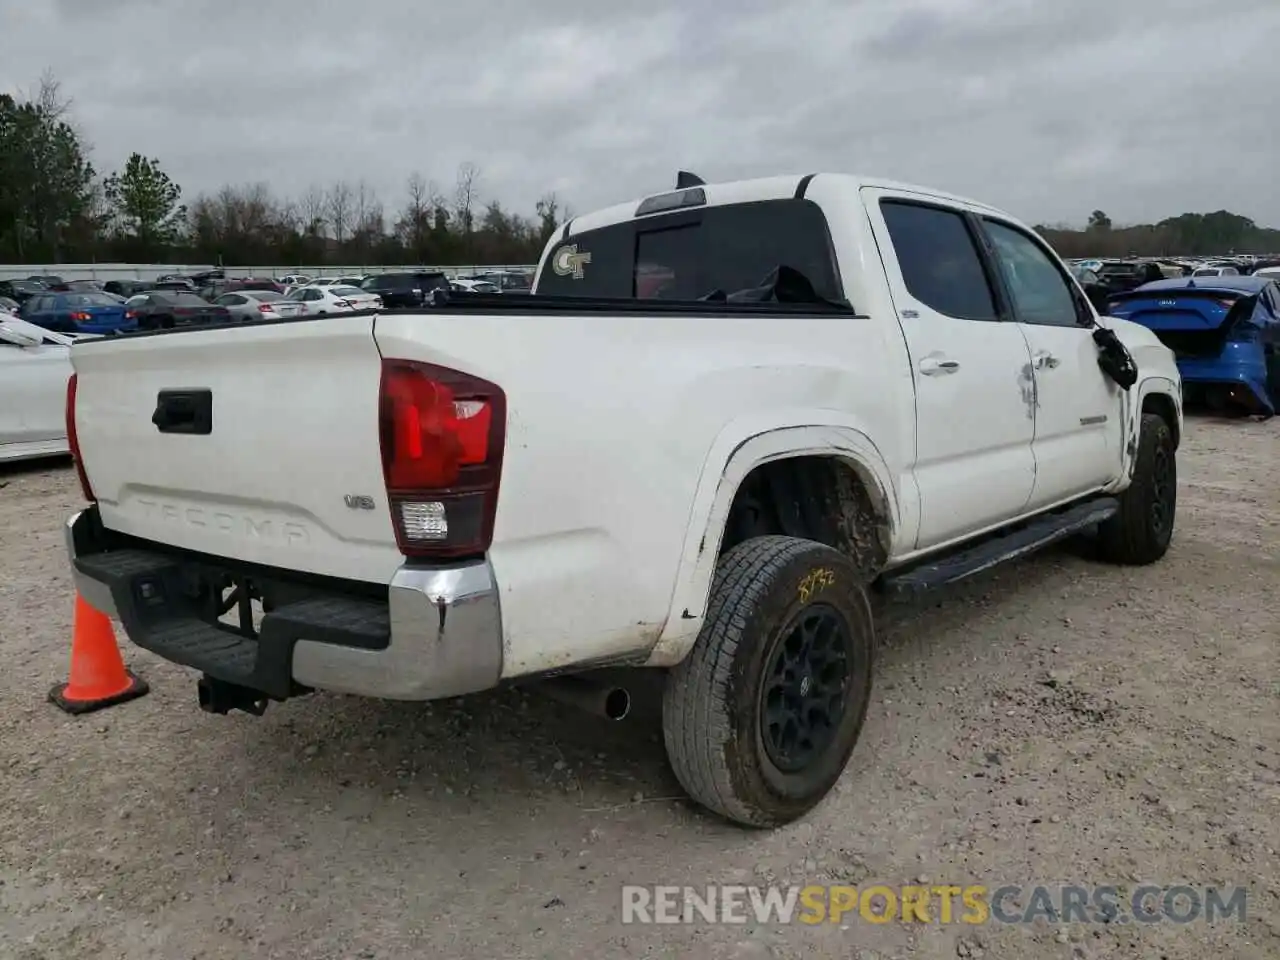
[535,199,843,302]
[879,200,998,321]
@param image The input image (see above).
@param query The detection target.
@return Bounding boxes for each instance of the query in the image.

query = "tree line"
[1038,209,1280,259]
[3,74,1278,268]
[0,75,562,267]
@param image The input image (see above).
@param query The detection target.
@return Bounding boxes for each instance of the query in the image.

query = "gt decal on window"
[552,244,592,280]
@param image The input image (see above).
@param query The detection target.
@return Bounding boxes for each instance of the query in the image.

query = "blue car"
[1107,276,1280,417]
[17,290,137,335]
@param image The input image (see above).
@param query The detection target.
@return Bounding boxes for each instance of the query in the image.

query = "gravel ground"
[1,415,1277,960]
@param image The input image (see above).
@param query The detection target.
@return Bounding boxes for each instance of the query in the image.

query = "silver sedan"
[211,289,306,322]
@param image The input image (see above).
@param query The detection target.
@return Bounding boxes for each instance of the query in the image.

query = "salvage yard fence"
[0,263,537,283]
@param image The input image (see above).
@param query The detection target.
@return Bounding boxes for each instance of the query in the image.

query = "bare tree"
[300,185,327,237]
[535,192,561,246]
[326,181,353,248]
[454,162,480,255]
[33,69,71,120]
[398,172,431,258]
[351,180,378,261]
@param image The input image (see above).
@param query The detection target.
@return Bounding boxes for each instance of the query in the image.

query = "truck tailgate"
[71,318,403,584]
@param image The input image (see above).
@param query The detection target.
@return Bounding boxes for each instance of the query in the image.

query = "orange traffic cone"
[48,594,149,715]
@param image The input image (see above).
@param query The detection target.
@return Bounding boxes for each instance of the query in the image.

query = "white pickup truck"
[63,172,1182,827]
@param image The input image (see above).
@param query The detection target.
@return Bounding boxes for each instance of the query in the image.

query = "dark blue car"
[17,290,137,335]
[1107,276,1280,417]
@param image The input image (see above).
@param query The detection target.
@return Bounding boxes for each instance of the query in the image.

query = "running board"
[881,498,1120,595]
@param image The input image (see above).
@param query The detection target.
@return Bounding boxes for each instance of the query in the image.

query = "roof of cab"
[564,173,1010,237]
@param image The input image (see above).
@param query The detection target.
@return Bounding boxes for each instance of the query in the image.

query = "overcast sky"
[3,0,1278,228]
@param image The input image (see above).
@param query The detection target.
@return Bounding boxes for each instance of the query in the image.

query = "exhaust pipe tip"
[603,686,631,721]
[533,675,632,721]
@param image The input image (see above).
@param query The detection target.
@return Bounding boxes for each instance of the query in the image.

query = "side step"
[881,498,1119,595]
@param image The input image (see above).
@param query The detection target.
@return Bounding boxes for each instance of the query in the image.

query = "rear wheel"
[1098,413,1176,565]
[662,536,874,827]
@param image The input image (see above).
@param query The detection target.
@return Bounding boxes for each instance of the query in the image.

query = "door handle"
[919,357,960,376]
[1032,352,1061,370]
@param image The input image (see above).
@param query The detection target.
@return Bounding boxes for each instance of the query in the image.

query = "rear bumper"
[1176,342,1271,409]
[65,507,504,702]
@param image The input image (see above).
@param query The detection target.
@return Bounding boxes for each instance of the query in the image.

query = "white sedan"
[285,284,382,316]
[0,316,97,463]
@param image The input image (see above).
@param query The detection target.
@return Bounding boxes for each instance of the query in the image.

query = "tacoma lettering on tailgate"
[135,498,310,546]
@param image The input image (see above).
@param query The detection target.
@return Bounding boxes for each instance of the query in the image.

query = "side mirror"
[0,324,44,347]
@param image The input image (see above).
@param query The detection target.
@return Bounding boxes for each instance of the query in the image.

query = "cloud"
[2,0,1277,228]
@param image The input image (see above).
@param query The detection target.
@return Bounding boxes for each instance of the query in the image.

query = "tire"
[1097,413,1176,565]
[662,535,875,828]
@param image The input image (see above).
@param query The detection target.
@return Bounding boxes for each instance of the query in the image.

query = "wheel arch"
[647,423,902,667]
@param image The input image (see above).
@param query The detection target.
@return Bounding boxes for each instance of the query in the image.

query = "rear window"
[250,290,284,302]
[65,293,119,307]
[535,199,843,302]
[169,293,208,306]
[332,286,364,297]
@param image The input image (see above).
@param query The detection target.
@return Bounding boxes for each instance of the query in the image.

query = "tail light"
[334,299,351,309]
[378,360,505,558]
[69,311,91,322]
[1224,297,1258,342]
[257,303,274,313]
[65,373,95,502]
[124,310,137,320]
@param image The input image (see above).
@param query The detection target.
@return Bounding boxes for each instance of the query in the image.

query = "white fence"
[0,263,537,283]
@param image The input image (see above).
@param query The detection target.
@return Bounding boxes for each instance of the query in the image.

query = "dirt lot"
[1,416,1276,960]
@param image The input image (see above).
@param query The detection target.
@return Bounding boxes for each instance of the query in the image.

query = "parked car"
[27,274,68,290]
[0,315,94,462]
[0,296,19,315]
[0,279,47,304]
[102,279,151,299]
[198,278,283,301]
[359,271,450,307]
[287,284,381,315]
[1107,275,1279,416]
[210,289,307,322]
[1097,260,1164,295]
[150,278,199,292]
[276,274,312,287]
[468,270,532,292]
[449,278,501,293]
[62,171,1181,828]
[123,291,231,330]
[1068,264,1110,313]
[1191,265,1240,278]
[17,290,136,335]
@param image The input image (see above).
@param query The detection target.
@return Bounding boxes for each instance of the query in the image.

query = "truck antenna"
[676,171,706,189]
